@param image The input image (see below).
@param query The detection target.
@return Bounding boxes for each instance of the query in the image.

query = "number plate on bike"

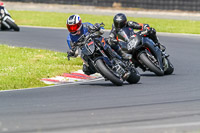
[127,38,136,50]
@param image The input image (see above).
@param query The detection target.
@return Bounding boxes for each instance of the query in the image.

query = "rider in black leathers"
[108,13,166,54]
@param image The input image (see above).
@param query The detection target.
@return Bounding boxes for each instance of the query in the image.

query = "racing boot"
[82,64,96,75]
[108,39,132,60]
[82,64,91,75]
[82,53,96,75]
[106,46,122,59]
[155,43,169,57]
[155,42,166,52]
[148,28,166,52]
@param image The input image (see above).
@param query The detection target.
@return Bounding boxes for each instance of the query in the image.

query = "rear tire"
[126,68,140,84]
[5,18,20,31]
[96,59,123,86]
[138,52,164,76]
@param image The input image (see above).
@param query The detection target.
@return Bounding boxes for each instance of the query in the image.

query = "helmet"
[0,2,4,6]
[113,13,127,29]
[66,14,82,34]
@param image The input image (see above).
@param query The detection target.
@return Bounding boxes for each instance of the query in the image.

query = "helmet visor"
[67,21,82,33]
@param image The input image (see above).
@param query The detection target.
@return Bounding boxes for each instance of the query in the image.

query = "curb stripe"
[63,73,88,79]
[41,78,61,82]
[71,73,93,78]
[40,71,102,85]
[71,73,96,79]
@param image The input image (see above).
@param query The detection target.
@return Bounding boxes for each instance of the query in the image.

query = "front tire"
[138,52,164,76]
[95,59,123,86]
[5,18,20,31]
[164,58,174,75]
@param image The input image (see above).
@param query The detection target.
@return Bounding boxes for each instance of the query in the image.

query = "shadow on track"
[141,73,175,77]
[79,82,142,87]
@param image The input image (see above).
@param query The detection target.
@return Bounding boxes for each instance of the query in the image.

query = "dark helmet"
[66,14,82,35]
[113,13,127,29]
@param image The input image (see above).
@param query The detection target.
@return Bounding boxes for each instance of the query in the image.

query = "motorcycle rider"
[66,14,131,76]
[0,2,4,9]
[0,2,4,30]
[108,13,166,52]
[0,2,19,31]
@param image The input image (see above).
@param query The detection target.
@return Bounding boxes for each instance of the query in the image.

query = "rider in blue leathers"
[66,15,96,75]
[66,14,132,75]
[67,22,93,50]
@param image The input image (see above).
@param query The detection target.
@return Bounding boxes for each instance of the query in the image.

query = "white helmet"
[66,14,82,34]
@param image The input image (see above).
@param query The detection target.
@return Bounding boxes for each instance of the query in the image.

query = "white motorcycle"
[0,3,20,31]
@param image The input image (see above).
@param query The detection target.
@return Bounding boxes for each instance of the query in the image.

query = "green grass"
[1,10,200,90]
[0,45,82,90]
[9,10,200,34]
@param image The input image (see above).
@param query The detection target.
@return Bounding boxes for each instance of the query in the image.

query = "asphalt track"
[0,27,200,133]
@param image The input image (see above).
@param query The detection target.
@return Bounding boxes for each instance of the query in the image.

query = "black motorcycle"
[68,23,140,86]
[117,27,174,76]
[0,6,20,31]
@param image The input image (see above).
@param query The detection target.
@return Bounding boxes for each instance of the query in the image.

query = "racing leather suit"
[67,22,97,75]
[67,22,122,75]
[108,21,165,51]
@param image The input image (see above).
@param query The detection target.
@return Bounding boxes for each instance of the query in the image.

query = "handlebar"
[75,22,105,47]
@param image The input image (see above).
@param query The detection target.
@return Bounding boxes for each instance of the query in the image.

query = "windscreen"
[117,27,135,42]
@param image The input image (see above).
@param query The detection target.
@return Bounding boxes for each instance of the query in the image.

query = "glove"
[140,24,150,36]
[143,24,150,31]
[67,50,75,57]
[94,23,101,31]
[67,46,77,57]
[67,46,79,60]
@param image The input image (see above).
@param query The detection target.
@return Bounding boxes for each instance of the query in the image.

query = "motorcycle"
[117,27,174,76]
[0,3,20,31]
[68,23,140,86]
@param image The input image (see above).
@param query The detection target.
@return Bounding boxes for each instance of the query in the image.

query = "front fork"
[2,15,15,29]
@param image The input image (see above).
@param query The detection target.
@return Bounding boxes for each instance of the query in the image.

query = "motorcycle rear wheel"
[5,18,20,31]
[126,68,140,84]
[138,52,164,76]
[95,59,123,86]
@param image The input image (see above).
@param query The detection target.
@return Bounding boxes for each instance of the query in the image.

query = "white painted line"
[0,77,104,93]
[134,122,200,130]
[20,25,200,37]
[20,25,66,30]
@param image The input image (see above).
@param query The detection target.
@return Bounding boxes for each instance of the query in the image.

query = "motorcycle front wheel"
[5,18,20,31]
[163,58,174,75]
[138,52,164,76]
[95,59,123,86]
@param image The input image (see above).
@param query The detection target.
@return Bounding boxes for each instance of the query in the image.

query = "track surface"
[0,27,200,133]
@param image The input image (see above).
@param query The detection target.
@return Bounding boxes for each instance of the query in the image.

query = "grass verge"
[0,45,82,90]
[1,10,199,90]
[9,10,200,34]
